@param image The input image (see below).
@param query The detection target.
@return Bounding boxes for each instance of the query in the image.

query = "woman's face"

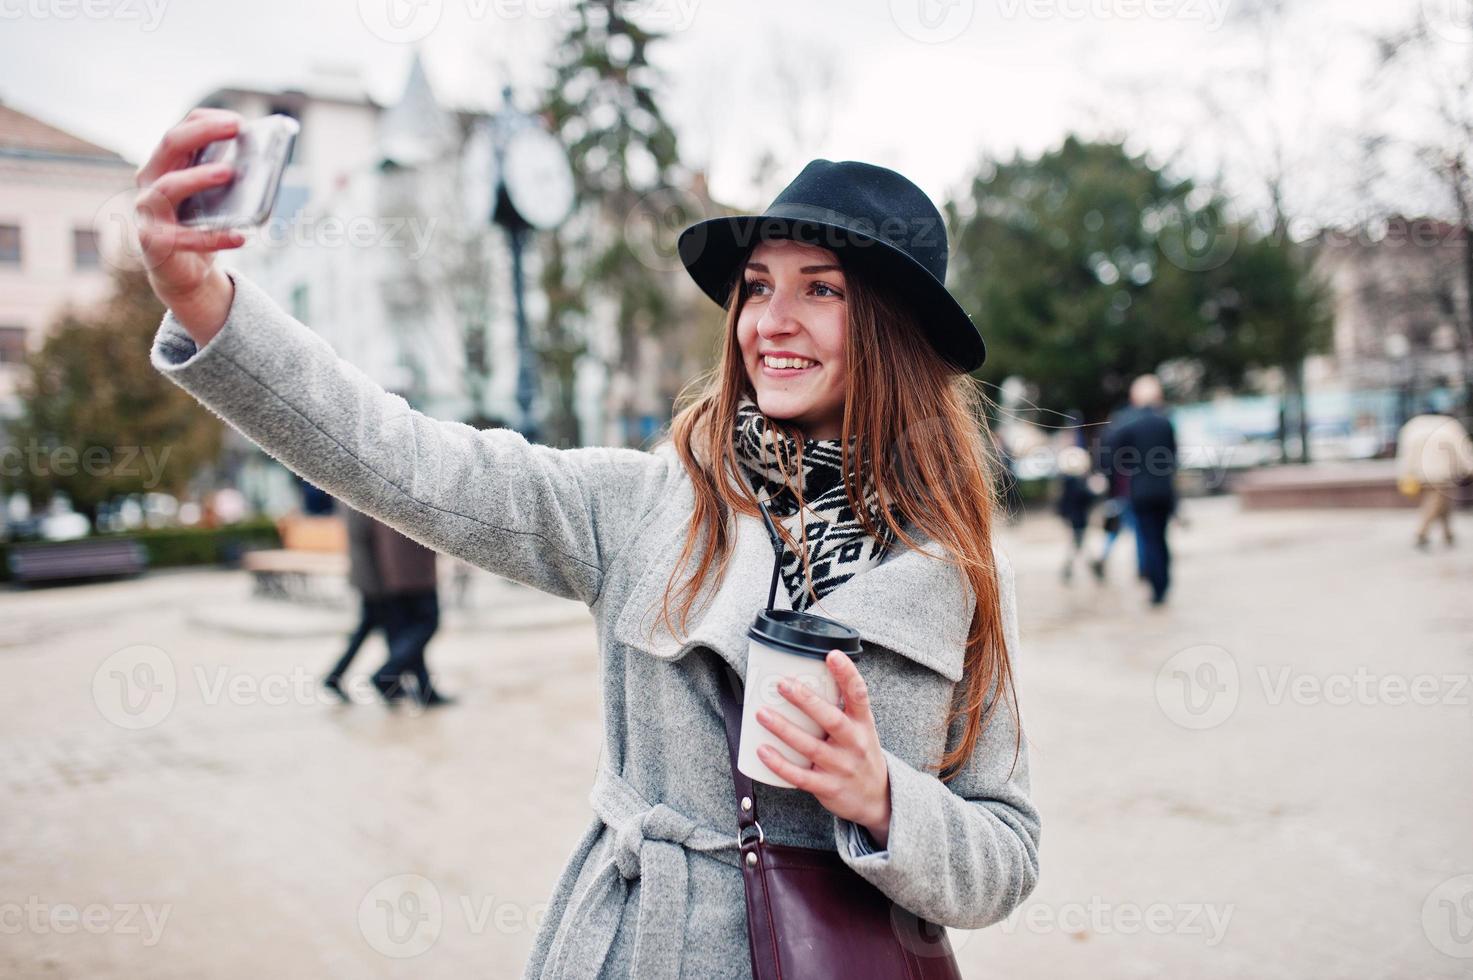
[736,239,849,441]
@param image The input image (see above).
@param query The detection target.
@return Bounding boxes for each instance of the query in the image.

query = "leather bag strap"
[716,662,761,833]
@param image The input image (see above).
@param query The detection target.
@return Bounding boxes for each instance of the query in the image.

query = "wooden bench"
[241,514,349,602]
[1234,460,1473,509]
[8,539,149,585]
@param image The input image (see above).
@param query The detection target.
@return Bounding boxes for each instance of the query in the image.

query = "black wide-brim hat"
[676,159,985,373]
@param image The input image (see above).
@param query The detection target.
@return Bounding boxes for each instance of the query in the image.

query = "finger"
[826,651,875,725]
[135,163,235,223]
[777,676,853,744]
[137,224,245,266]
[756,743,837,795]
[135,111,241,187]
[756,707,851,775]
[140,222,246,251]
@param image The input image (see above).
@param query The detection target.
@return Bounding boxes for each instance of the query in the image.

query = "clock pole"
[490,86,538,441]
[487,84,575,444]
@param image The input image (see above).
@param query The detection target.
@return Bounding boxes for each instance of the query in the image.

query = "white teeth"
[763,355,817,370]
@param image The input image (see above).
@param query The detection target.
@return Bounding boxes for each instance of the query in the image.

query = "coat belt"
[539,764,739,980]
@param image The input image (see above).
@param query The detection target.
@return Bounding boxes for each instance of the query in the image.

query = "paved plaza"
[3,496,1471,978]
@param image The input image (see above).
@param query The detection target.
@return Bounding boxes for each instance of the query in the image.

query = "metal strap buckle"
[738,821,765,849]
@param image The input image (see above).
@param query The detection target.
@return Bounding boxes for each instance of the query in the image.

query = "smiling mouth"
[761,355,820,374]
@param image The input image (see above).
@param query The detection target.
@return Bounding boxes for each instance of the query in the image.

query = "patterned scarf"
[732,395,898,612]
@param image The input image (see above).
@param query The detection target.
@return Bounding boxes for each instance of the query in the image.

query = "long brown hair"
[651,246,1019,782]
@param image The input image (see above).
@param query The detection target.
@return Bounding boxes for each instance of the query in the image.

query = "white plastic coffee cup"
[737,609,862,788]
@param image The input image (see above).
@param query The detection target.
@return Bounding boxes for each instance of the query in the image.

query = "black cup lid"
[748,608,862,660]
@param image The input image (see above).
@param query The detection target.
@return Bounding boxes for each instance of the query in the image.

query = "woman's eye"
[812,282,843,298]
[743,278,770,296]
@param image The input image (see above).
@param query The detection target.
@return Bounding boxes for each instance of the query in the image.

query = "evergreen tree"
[538,0,686,446]
[947,137,1252,424]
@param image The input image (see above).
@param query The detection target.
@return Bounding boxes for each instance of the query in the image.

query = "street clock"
[499,126,574,230]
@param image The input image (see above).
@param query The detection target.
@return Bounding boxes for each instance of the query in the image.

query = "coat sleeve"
[149,268,671,606]
[831,548,1041,930]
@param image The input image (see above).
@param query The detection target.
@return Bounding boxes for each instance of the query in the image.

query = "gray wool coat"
[150,269,1042,979]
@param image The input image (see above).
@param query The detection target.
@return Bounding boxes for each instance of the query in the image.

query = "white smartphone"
[177,114,300,230]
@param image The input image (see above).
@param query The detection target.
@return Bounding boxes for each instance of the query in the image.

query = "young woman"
[136,108,1040,978]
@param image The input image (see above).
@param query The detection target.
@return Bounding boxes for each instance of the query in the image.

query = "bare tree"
[1364,9,1473,408]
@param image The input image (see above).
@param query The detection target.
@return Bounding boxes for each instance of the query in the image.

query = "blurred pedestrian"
[324,506,381,701]
[1055,444,1099,583]
[322,608,377,703]
[1099,375,1178,606]
[332,506,454,707]
[1396,411,1473,550]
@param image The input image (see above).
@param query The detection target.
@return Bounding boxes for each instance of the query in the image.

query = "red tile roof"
[0,101,129,164]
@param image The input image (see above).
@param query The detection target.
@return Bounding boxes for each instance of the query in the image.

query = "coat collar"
[612,504,974,683]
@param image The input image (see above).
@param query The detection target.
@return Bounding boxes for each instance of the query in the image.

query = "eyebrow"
[745,262,844,275]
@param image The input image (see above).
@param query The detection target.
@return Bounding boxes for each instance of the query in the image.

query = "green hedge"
[0,519,281,581]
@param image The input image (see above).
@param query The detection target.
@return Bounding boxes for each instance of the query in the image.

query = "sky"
[0,0,1443,223]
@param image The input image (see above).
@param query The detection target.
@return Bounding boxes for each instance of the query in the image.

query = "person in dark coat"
[1099,375,1178,606]
[329,506,454,707]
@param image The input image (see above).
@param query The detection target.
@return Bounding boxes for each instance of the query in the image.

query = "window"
[0,326,27,365]
[0,225,20,264]
[73,228,100,269]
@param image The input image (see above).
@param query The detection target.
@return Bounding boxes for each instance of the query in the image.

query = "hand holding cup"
[755,649,892,849]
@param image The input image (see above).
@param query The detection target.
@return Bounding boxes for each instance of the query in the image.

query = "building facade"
[0,98,136,421]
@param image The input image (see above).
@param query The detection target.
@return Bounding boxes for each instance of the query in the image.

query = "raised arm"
[150,269,669,606]
[134,109,669,607]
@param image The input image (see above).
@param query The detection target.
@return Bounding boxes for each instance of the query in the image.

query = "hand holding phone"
[134,108,271,344]
[177,114,299,230]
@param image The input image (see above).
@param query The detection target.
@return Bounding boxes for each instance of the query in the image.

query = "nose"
[756,287,802,339]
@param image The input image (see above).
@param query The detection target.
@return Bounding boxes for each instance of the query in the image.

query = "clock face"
[502,128,575,230]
